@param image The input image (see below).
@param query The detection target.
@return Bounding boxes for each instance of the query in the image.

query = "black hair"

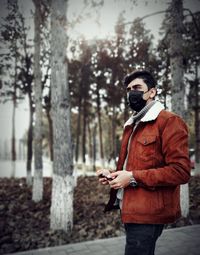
[123,70,156,89]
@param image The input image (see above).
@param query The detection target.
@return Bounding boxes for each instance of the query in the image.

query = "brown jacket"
[105,102,191,224]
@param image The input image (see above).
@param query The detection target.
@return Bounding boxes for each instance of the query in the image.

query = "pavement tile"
[87,244,105,251]
[48,251,66,255]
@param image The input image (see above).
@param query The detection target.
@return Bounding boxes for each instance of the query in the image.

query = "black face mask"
[127,90,148,112]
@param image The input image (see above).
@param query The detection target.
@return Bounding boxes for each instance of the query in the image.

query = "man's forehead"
[127,78,146,87]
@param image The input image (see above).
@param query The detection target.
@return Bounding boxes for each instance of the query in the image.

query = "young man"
[97,70,191,255]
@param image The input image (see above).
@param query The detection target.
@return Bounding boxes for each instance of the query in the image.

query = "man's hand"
[96,169,112,185]
[109,171,133,189]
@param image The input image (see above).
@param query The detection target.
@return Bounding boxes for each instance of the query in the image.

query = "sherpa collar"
[124,101,164,127]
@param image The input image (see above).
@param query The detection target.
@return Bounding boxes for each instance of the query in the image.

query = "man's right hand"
[96,169,112,185]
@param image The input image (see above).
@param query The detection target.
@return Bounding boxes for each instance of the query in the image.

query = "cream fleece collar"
[124,101,164,127]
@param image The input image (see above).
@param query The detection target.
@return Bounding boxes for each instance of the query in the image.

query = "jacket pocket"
[123,187,164,215]
[136,135,156,161]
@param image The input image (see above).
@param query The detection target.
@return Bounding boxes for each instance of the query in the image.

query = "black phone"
[98,173,114,181]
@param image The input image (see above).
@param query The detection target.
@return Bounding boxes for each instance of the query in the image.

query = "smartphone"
[98,173,114,181]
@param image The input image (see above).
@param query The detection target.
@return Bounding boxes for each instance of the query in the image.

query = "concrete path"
[6,225,200,255]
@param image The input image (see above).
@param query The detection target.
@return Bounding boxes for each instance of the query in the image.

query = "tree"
[32,0,43,202]
[91,55,121,166]
[0,0,21,177]
[78,41,93,165]
[168,0,189,217]
[15,10,34,186]
[157,37,171,108]
[169,0,185,118]
[69,39,94,166]
[50,0,74,232]
[68,55,82,163]
[183,11,200,174]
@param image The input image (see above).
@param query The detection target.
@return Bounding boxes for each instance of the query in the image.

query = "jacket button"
[144,140,147,145]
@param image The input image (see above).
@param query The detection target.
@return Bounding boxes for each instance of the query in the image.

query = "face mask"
[127,90,148,112]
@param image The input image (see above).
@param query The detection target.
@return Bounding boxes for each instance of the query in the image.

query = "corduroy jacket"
[105,101,191,224]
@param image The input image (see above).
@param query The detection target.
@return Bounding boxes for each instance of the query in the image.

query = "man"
[97,70,191,255]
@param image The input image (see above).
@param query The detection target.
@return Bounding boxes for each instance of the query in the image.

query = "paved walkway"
[6,225,200,255]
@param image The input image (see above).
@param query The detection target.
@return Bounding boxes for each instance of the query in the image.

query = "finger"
[109,180,120,188]
[99,177,107,182]
[99,178,108,184]
[109,175,120,184]
[96,170,102,176]
[109,179,116,185]
[110,171,120,178]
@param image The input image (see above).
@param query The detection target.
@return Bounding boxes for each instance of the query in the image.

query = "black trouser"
[124,223,164,255]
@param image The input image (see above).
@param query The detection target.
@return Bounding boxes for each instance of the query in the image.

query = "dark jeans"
[124,223,164,255]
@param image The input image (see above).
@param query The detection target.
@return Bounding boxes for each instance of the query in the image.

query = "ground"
[0,175,200,255]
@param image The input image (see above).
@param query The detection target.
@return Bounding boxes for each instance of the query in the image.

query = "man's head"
[124,70,157,112]
[124,70,156,90]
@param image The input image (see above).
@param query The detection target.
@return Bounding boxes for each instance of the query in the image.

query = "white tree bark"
[169,0,189,217]
[180,183,189,218]
[32,0,43,202]
[50,0,74,232]
[50,174,74,230]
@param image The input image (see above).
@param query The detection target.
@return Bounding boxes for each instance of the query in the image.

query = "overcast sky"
[0,0,200,141]
[1,0,199,41]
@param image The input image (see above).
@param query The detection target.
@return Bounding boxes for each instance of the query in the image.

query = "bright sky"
[68,0,200,41]
[0,0,199,141]
[68,0,167,41]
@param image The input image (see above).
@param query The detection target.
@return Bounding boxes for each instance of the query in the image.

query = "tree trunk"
[46,108,53,162]
[82,97,86,164]
[87,121,93,164]
[26,91,33,186]
[11,84,17,178]
[108,119,113,163]
[11,40,18,178]
[108,109,117,169]
[96,87,104,167]
[32,0,43,202]
[47,110,53,178]
[169,0,189,217]
[169,0,185,117]
[194,61,200,174]
[75,92,82,162]
[50,0,74,233]
[92,123,97,172]
[112,106,117,163]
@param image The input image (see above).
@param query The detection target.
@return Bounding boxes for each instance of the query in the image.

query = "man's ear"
[149,88,157,99]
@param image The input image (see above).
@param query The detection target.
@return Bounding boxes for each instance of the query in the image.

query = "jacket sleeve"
[133,115,191,187]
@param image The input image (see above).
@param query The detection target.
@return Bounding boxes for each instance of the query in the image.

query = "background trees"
[0,0,23,177]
